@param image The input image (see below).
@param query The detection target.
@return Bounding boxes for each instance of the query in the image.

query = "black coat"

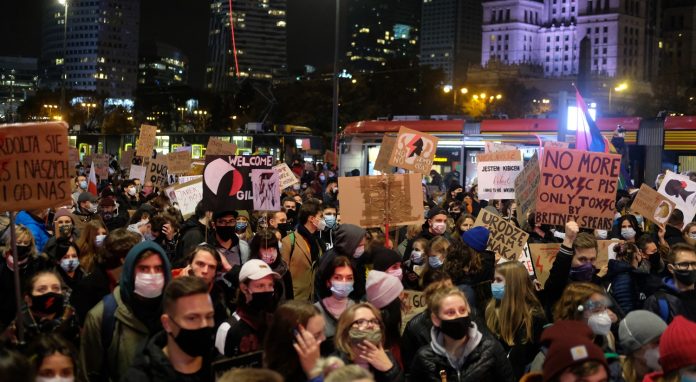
[70,265,113,325]
[334,350,404,382]
[401,310,432,374]
[408,331,514,382]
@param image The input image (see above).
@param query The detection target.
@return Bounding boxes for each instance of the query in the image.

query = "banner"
[515,153,540,230]
[136,124,157,157]
[178,175,202,184]
[167,150,192,175]
[400,290,426,333]
[145,156,169,188]
[374,135,397,173]
[206,138,237,156]
[474,209,529,260]
[0,122,72,211]
[251,169,280,211]
[631,184,676,226]
[657,170,696,229]
[388,127,439,174]
[529,243,561,286]
[203,155,274,211]
[338,173,424,228]
[171,179,203,218]
[476,150,523,200]
[535,147,621,230]
[273,163,299,190]
[92,153,110,179]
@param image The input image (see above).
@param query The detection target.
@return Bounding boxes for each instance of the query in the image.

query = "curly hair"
[553,282,606,321]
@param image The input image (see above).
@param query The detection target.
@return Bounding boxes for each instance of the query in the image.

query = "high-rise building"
[481,0,646,79]
[39,0,140,99]
[420,0,482,86]
[138,42,188,89]
[658,0,696,85]
[345,0,420,73]
[206,0,288,92]
[0,57,38,121]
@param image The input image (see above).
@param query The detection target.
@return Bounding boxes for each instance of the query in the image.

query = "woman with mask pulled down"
[409,287,514,382]
[333,302,403,382]
[315,256,356,355]
[617,310,667,382]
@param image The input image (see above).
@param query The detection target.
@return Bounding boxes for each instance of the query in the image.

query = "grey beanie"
[618,310,667,353]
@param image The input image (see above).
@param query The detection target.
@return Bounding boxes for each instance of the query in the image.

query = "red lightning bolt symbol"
[406,135,420,157]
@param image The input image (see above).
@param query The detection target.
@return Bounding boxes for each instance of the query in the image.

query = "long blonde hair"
[485,262,544,345]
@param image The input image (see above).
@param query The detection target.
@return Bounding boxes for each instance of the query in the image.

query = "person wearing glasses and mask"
[644,243,696,323]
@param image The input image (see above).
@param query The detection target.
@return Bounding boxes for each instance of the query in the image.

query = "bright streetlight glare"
[443,85,453,93]
[496,94,502,99]
[615,83,628,92]
[460,87,468,94]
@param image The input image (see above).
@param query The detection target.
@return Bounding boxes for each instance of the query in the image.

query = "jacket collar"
[430,322,483,370]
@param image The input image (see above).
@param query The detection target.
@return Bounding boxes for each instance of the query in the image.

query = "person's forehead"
[35,274,61,286]
[675,250,696,262]
[193,251,217,264]
[174,293,213,314]
[354,307,375,320]
[137,253,163,266]
[56,216,72,223]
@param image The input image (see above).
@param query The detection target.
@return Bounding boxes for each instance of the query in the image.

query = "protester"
[52,238,84,291]
[99,196,128,232]
[365,270,404,365]
[210,210,244,271]
[613,214,643,243]
[316,224,367,301]
[454,213,476,236]
[73,192,101,231]
[320,203,339,250]
[315,256,356,349]
[250,229,293,301]
[644,315,696,382]
[43,208,77,260]
[175,201,211,266]
[644,243,696,322]
[618,310,667,382]
[15,209,51,252]
[74,219,108,273]
[402,237,427,290]
[28,334,77,382]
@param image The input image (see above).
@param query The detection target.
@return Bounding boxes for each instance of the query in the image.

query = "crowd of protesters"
[0,152,695,382]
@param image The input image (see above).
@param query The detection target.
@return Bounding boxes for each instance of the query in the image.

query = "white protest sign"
[173,179,203,218]
[129,165,146,183]
[273,163,299,190]
[476,150,523,200]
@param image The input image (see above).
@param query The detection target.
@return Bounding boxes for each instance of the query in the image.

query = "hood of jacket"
[430,321,483,370]
[120,241,172,304]
[334,224,366,257]
[606,259,634,279]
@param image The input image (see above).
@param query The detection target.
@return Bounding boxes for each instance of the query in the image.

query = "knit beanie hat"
[372,247,402,272]
[53,208,74,224]
[541,320,608,382]
[618,310,667,354]
[461,226,490,253]
[659,315,696,374]
[365,270,403,309]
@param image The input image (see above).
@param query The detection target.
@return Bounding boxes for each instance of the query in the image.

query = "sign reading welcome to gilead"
[0,122,72,211]
[203,155,274,211]
[535,147,621,230]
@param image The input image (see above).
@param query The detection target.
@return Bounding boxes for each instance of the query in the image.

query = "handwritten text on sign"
[515,153,540,230]
[477,159,523,200]
[535,147,621,230]
[474,209,529,259]
[0,122,72,211]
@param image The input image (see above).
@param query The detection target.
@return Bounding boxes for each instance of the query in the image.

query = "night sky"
[1,0,335,88]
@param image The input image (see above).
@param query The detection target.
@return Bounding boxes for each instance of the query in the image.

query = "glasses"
[584,299,611,313]
[351,318,380,329]
[674,261,696,270]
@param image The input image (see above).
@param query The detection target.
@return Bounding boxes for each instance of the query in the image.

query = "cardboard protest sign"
[83,154,92,167]
[273,163,299,190]
[203,155,274,211]
[595,239,623,271]
[172,179,203,218]
[68,147,79,171]
[484,142,516,153]
[0,122,72,211]
[515,153,540,230]
[166,150,192,175]
[136,124,157,157]
[145,156,168,188]
[518,244,536,276]
[476,150,523,200]
[251,169,280,211]
[205,137,237,156]
[631,184,676,226]
[657,171,696,230]
[374,135,396,173]
[120,149,134,169]
[130,164,146,183]
[400,290,427,332]
[544,141,570,149]
[474,208,529,259]
[529,243,561,286]
[388,127,439,174]
[92,154,109,178]
[338,173,424,228]
[178,175,202,184]
[324,150,338,166]
[535,147,621,230]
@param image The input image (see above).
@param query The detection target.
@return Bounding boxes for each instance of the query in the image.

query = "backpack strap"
[288,232,297,264]
[658,297,670,323]
[101,293,117,351]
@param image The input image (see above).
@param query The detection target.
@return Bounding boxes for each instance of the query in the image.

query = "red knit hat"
[542,321,608,382]
[659,315,696,374]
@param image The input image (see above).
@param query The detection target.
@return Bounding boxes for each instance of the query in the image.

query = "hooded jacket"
[644,276,696,323]
[79,241,172,382]
[15,210,50,252]
[409,323,514,382]
[175,217,208,267]
[315,224,367,300]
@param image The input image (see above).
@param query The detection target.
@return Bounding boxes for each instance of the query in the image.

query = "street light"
[443,86,469,113]
[607,82,628,112]
[58,0,69,113]
[81,102,96,120]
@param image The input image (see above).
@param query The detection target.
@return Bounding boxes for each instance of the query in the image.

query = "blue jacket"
[15,211,49,252]
[606,260,636,314]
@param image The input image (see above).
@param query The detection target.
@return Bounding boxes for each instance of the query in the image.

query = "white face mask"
[95,234,107,247]
[353,245,365,259]
[36,377,75,382]
[688,232,696,240]
[134,272,165,298]
[314,217,326,231]
[621,227,636,239]
[431,222,446,235]
[60,258,80,273]
[587,311,612,336]
[596,230,608,240]
[411,250,424,264]
[260,248,278,264]
[127,187,137,196]
[643,346,661,371]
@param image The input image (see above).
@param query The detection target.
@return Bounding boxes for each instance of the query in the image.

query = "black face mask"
[285,209,297,221]
[674,269,696,286]
[248,291,275,312]
[31,292,64,315]
[16,245,31,260]
[169,320,214,357]
[58,224,73,237]
[216,226,235,241]
[277,222,292,235]
[101,211,114,221]
[439,316,472,340]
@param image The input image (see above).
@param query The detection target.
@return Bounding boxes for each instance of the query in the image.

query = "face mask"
[58,224,73,237]
[248,291,275,312]
[101,210,114,220]
[491,282,505,300]
[134,272,165,299]
[95,234,107,247]
[386,268,403,281]
[31,292,64,315]
[439,316,472,340]
[570,262,595,281]
[673,269,696,286]
[36,377,74,382]
[236,222,248,231]
[143,232,156,241]
[324,215,337,229]
[596,230,608,240]
[411,250,424,264]
[621,227,636,240]
[60,258,80,273]
[353,245,365,259]
[260,248,278,264]
[330,280,354,299]
[16,244,31,260]
[315,217,327,231]
[292,184,301,191]
[168,319,215,357]
[79,180,88,190]
[643,346,661,371]
[348,328,382,346]
[431,222,446,235]
[450,212,461,221]
[277,222,292,234]
[688,233,696,240]
[319,175,326,181]
[87,204,98,214]
[216,226,235,241]
[429,255,444,268]
[127,187,137,196]
[587,311,612,336]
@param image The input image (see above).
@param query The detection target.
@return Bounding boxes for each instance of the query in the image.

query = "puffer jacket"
[401,310,432,374]
[408,324,514,382]
[606,259,637,314]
